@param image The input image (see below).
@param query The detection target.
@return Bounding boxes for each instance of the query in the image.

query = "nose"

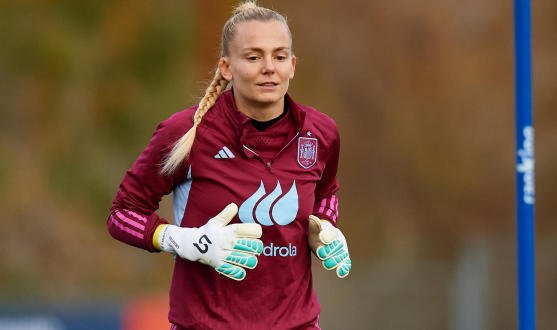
[261,57,275,74]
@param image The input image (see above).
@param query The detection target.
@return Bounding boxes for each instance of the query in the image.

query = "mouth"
[257,82,278,87]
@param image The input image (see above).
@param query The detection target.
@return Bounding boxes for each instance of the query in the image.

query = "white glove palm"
[158,203,263,281]
[308,215,352,278]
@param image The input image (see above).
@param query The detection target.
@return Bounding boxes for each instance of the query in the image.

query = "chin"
[252,91,285,104]
[255,96,281,104]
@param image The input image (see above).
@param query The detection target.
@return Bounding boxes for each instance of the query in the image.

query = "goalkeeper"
[107,1,351,329]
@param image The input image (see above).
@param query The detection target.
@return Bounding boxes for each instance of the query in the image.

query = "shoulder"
[157,106,198,135]
[140,106,199,160]
[303,106,338,131]
[295,102,340,146]
[149,105,199,144]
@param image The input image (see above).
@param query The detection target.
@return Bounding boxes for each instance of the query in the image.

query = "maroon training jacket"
[108,89,340,330]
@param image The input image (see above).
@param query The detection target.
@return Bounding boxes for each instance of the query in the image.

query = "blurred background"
[1,0,556,329]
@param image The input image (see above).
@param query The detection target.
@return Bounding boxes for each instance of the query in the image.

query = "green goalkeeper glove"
[153,203,263,281]
[308,215,352,278]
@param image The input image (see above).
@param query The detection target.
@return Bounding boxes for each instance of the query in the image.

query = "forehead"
[230,20,291,52]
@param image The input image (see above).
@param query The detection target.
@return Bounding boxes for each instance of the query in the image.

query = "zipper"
[243,144,258,156]
[265,131,299,173]
[276,131,299,159]
[243,131,299,173]
[243,144,271,172]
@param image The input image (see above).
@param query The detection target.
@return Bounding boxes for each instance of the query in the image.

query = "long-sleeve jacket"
[108,90,340,330]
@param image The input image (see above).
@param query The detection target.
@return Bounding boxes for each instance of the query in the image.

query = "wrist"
[156,224,177,253]
[157,225,198,260]
[152,224,168,251]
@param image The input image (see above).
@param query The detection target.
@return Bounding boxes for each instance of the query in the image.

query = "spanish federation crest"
[297,137,318,169]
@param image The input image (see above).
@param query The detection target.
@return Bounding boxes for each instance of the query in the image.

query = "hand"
[308,215,351,278]
[157,203,263,281]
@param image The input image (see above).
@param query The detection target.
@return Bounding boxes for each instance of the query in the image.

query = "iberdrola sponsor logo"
[239,180,298,226]
[263,243,297,257]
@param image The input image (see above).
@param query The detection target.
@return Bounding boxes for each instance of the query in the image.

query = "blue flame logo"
[239,180,299,226]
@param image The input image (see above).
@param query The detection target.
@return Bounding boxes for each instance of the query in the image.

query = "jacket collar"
[219,88,306,133]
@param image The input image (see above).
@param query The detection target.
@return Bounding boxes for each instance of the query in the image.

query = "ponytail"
[160,70,228,175]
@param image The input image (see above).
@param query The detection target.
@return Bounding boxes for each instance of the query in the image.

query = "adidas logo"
[214,146,235,159]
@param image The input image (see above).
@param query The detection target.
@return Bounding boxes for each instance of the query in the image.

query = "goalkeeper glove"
[308,215,352,278]
[153,203,263,281]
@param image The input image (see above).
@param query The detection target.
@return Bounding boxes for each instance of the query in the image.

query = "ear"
[219,57,233,81]
[289,55,296,79]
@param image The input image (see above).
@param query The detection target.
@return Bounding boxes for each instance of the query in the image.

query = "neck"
[234,95,285,122]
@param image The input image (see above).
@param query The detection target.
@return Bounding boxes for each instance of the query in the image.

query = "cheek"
[238,72,259,90]
[232,64,254,82]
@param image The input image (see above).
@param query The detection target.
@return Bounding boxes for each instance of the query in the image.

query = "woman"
[108,2,351,329]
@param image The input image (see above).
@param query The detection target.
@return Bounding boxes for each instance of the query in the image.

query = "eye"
[276,55,287,61]
[247,56,258,61]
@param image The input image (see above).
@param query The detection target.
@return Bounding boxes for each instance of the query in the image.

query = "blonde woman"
[108,2,351,329]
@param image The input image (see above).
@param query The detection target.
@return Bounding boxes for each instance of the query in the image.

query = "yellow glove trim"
[152,224,167,251]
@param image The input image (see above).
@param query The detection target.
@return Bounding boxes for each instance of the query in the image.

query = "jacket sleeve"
[312,127,340,227]
[107,117,189,252]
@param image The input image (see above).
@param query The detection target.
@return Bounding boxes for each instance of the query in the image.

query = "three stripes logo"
[239,180,299,226]
[215,146,235,159]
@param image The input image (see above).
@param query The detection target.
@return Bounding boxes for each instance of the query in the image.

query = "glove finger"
[225,223,262,238]
[211,203,239,227]
[319,225,338,245]
[322,249,349,270]
[336,257,352,278]
[232,238,264,254]
[223,251,258,269]
[316,239,344,260]
[215,262,246,281]
[309,215,323,232]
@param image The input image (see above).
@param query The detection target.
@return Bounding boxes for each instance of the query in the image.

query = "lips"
[257,82,278,86]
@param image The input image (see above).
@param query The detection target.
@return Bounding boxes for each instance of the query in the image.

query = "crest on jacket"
[297,137,317,169]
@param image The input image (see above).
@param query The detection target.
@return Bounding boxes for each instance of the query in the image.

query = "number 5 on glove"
[308,215,352,278]
[153,203,263,281]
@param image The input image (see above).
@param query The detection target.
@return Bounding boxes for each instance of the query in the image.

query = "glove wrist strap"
[157,225,182,255]
[153,224,167,251]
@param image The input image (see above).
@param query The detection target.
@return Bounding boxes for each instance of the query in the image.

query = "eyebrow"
[240,46,291,52]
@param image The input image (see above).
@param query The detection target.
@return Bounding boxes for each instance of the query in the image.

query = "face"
[219,20,296,110]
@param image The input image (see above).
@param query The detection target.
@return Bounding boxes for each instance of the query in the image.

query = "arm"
[308,126,351,278]
[107,119,188,252]
[107,114,264,280]
[311,127,340,226]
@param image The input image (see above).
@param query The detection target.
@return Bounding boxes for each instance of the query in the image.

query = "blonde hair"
[160,1,292,175]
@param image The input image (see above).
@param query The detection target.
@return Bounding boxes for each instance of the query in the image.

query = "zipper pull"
[266,162,274,172]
